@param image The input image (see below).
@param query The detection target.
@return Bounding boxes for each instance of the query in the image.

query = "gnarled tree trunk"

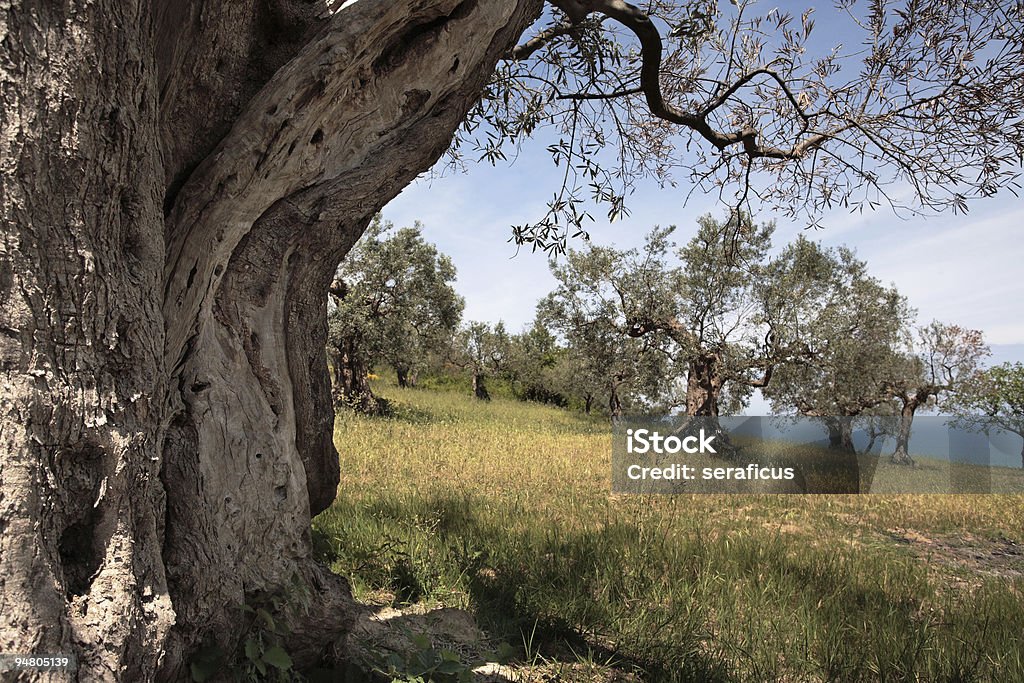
[0,0,541,679]
[395,364,416,389]
[685,356,724,417]
[891,401,918,466]
[608,384,623,420]
[333,344,380,413]
[327,329,381,414]
[473,372,491,401]
[824,417,856,454]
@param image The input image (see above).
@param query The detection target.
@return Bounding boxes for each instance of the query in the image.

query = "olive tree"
[949,362,1024,468]
[538,246,676,418]
[763,239,914,454]
[450,321,513,400]
[541,214,825,419]
[505,324,573,406]
[625,214,801,417]
[484,0,1024,251]
[3,0,1022,675]
[327,216,464,413]
[884,322,989,464]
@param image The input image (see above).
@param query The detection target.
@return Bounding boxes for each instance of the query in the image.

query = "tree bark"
[1,0,542,678]
[685,356,723,417]
[891,400,918,466]
[395,364,416,389]
[473,373,491,401]
[1,3,172,678]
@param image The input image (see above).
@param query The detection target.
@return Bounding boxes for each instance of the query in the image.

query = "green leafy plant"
[190,574,309,682]
[369,631,474,683]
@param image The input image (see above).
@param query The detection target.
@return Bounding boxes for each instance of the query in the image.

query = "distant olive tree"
[505,324,573,407]
[328,217,464,413]
[763,238,914,454]
[949,362,1024,468]
[540,213,825,419]
[450,321,513,401]
[884,322,989,465]
[538,254,673,418]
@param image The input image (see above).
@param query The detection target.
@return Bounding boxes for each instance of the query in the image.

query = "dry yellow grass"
[315,378,1024,681]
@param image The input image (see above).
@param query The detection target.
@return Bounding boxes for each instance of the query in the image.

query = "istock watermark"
[625,427,718,454]
[612,415,1024,494]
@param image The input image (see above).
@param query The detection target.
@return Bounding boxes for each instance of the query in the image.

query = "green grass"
[313,377,1024,682]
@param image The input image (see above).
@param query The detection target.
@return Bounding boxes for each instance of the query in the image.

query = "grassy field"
[313,376,1024,682]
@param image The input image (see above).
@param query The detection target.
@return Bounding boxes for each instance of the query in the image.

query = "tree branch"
[573,0,802,160]
[508,21,577,60]
[558,85,644,100]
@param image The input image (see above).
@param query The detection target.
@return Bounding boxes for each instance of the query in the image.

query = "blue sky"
[382,0,1024,401]
[383,141,1024,355]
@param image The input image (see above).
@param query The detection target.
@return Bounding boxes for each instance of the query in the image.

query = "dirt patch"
[885,528,1024,580]
[346,602,509,680]
[344,595,640,682]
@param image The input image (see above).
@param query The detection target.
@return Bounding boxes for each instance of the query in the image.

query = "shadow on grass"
[315,490,1024,682]
[305,604,519,682]
[317,494,735,681]
[338,398,443,426]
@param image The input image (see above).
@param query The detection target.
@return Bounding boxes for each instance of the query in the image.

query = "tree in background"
[542,214,823,419]
[884,322,989,465]
[5,0,1023,673]
[625,214,818,417]
[328,217,464,413]
[506,324,573,407]
[949,362,1024,468]
[558,345,607,414]
[507,320,637,414]
[763,238,914,454]
[451,321,513,401]
[537,251,672,418]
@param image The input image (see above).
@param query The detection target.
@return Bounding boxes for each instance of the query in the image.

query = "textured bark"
[685,356,724,417]
[329,338,381,414]
[1,0,543,679]
[473,373,491,401]
[0,3,172,679]
[891,401,918,466]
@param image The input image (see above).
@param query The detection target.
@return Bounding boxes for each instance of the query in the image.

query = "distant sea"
[723,416,1021,470]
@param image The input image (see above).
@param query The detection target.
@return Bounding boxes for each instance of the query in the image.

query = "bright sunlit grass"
[314,376,1024,681]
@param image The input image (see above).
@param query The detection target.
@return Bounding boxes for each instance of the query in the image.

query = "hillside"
[313,377,1024,682]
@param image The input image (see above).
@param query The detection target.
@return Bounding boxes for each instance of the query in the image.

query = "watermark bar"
[612,416,1024,494]
[0,654,77,673]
